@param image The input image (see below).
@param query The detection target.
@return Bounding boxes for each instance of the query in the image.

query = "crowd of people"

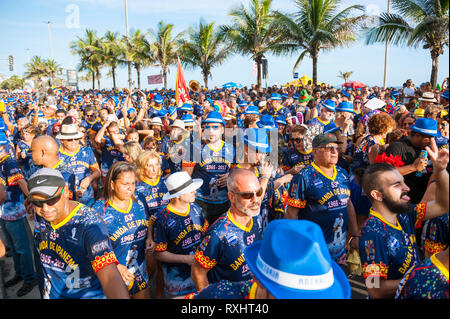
[0,77,448,299]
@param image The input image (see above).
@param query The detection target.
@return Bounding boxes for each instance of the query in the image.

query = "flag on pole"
[176,57,190,107]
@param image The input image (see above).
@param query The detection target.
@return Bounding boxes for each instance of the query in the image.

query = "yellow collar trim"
[52,159,63,169]
[143,176,161,187]
[236,164,259,177]
[299,149,312,155]
[369,207,402,231]
[311,162,336,181]
[207,140,224,153]
[86,118,98,125]
[248,282,258,299]
[227,210,253,232]
[0,155,10,164]
[430,253,449,281]
[52,203,83,230]
[59,145,80,157]
[317,117,330,125]
[108,198,133,214]
[167,203,190,217]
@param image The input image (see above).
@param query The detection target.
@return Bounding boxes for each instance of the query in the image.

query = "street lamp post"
[382,0,391,89]
[46,21,54,59]
[125,0,132,89]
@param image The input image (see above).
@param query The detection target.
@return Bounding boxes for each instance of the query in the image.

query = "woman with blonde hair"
[135,150,169,298]
[120,140,142,166]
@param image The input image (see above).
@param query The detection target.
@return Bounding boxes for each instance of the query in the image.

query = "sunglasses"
[29,188,64,208]
[232,188,263,199]
[86,114,96,118]
[204,125,221,130]
[65,138,81,142]
[320,145,339,153]
[291,138,304,143]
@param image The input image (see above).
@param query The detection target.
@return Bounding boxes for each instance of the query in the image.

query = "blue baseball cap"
[203,111,225,125]
[336,101,355,114]
[410,118,439,137]
[243,128,271,153]
[244,219,351,299]
[275,115,287,125]
[243,105,261,115]
[269,93,282,101]
[320,99,336,112]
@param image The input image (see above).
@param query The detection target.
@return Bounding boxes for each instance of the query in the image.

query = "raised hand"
[426,138,449,173]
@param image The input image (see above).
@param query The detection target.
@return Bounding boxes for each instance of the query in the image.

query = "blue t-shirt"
[194,210,263,284]
[0,155,26,221]
[16,140,36,179]
[36,203,119,299]
[280,147,314,172]
[185,280,254,299]
[396,254,449,299]
[58,146,99,205]
[100,136,124,177]
[359,204,427,281]
[92,198,150,295]
[184,141,235,204]
[287,162,351,262]
[135,176,169,223]
[154,202,208,296]
[421,213,448,256]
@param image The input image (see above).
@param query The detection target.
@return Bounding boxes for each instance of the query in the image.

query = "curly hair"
[367,113,396,136]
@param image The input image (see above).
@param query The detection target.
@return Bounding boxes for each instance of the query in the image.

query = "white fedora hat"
[162,171,203,201]
[150,117,163,126]
[419,92,437,103]
[56,123,84,140]
[170,119,186,131]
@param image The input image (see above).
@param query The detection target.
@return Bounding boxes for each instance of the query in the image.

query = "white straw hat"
[56,124,84,140]
[162,171,203,201]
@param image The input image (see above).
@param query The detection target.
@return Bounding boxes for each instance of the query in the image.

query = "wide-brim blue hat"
[320,99,336,112]
[441,91,449,100]
[275,116,287,125]
[0,118,7,131]
[0,131,9,145]
[269,93,282,101]
[244,105,261,115]
[410,117,438,137]
[180,103,193,111]
[257,114,278,129]
[203,111,225,125]
[154,94,164,104]
[244,219,351,299]
[336,101,355,114]
[243,128,271,153]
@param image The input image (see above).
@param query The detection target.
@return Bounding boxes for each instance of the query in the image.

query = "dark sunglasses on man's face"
[29,188,63,208]
[232,188,263,200]
[291,138,304,143]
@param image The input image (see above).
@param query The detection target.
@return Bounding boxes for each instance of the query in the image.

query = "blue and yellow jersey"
[92,198,150,295]
[359,204,427,281]
[421,213,448,256]
[280,147,314,172]
[135,176,169,223]
[58,146,99,205]
[261,105,291,119]
[184,140,235,204]
[16,140,35,179]
[0,155,26,221]
[287,162,351,262]
[185,279,254,299]
[154,202,208,296]
[36,203,119,299]
[194,210,263,284]
[396,253,449,299]
[100,136,124,177]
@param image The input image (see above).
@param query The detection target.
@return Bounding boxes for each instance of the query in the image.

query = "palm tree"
[124,29,154,89]
[274,0,366,85]
[102,30,124,89]
[338,70,353,83]
[220,0,284,88]
[70,29,105,89]
[24,56,48,82]
[148,21,184,89]
[44,59,62,86]
[364,0,449,88]
[179,21,232,88]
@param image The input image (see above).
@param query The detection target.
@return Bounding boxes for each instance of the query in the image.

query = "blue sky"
[0,0,448,90]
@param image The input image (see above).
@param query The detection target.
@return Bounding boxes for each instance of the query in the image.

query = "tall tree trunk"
[255,56,262,89]
[312,52,318,86]
[92,72,95,90]
[163,68,168,90]
[136,65,141,90]
[96,71,101,90]
[127,61,132,89]
[112,67,116,89]
[203,71,208,90]
[430,51,439,89]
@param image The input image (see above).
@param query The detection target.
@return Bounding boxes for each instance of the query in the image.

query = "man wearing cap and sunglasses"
[27,168,129,299]
[286,133,359,265]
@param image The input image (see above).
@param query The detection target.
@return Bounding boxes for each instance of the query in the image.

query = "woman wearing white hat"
[153,171,208,298]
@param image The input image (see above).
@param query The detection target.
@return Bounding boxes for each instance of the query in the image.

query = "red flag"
[176,57,190,107]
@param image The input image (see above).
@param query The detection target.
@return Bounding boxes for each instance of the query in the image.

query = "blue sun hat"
[239,100,247,108]
[410,118,439,137]
[127,107,137,115]
[153,94,164,104]
[269,93,282,101]
[282,93,289,100]
[180,103,193,112]
[275,115,287,126]
[320,99,336,112]
[0,131,9,145]
[243,105,261,115]
[203,111,225,126]
[168,106,177,116]
[441,90,449,100]
[336,101,355,114]
[244,219,351,299]
[182,114,195,126]
[257,114,278,130]
[0,118,7,131]
[243,128,271,153]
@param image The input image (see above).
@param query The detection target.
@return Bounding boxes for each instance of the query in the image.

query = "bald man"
[192,168,264,291]
[31,135,76,199]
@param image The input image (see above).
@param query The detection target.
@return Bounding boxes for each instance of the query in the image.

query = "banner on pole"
[176,57,190,107]
[147,74,163,85]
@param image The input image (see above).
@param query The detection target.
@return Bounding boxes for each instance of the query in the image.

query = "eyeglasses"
[65,138,81,142]
[86,114,96,118]
[232,188,263,199]
[320,145,339,153]
[29,188,64,208]
[204,125,221,130]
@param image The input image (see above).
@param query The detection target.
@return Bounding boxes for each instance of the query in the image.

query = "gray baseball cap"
[312,133,343,149]
[28,168,66,198]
